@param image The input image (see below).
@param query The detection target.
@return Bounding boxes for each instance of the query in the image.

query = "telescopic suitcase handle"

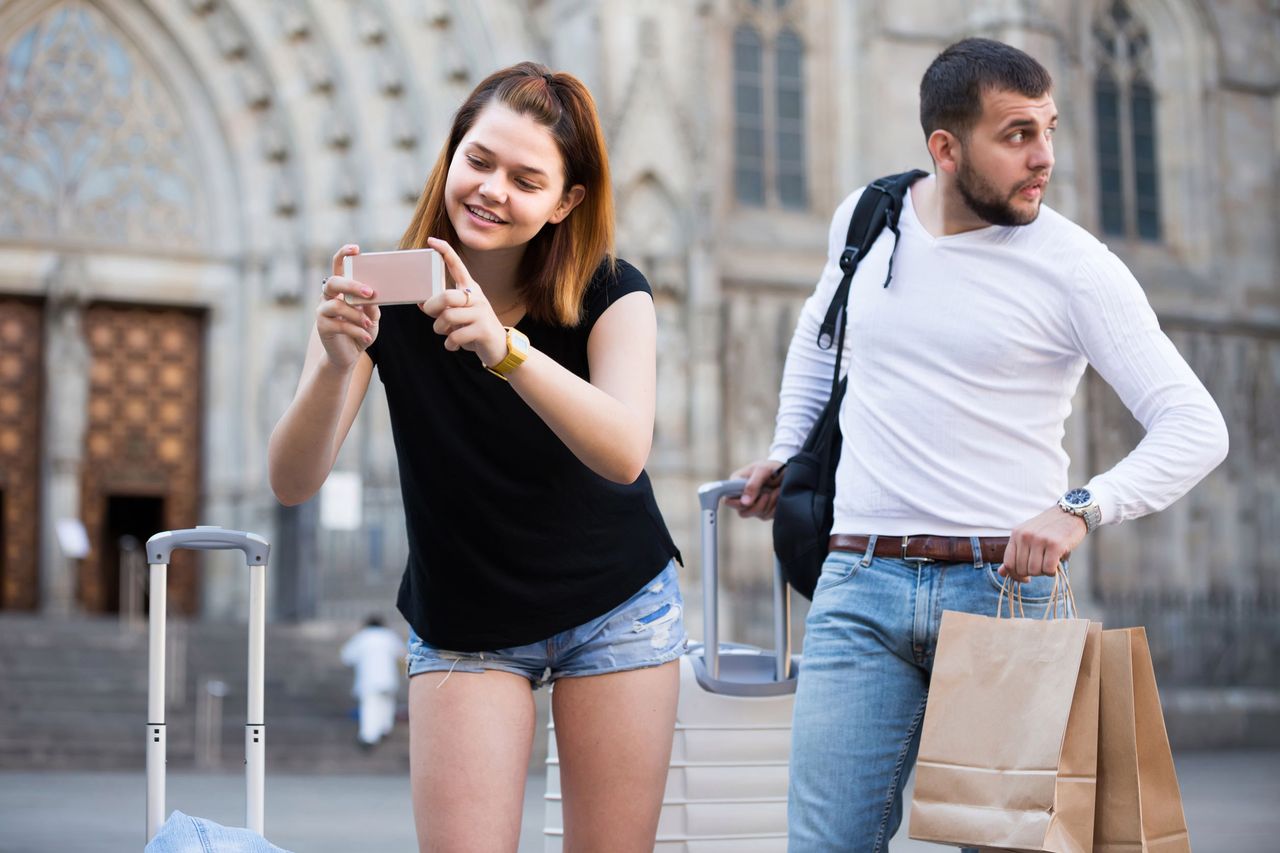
[144,527,271,843]
[693,480,798,697]
[146,528,270,565]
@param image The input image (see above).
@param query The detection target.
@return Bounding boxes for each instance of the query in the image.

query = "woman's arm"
[509,291,656,484]
[267,338,374,505]
[268,244,380,505]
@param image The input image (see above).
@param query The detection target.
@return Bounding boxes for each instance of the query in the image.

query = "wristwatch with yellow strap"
[484,326,530,380]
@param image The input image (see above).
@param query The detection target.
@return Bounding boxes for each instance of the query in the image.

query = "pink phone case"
[343,249,447,306]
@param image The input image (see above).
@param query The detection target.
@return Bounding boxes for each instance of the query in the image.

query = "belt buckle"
[902,535,933,567]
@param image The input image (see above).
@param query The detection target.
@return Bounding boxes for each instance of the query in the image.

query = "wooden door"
[0,298,44,610]
[79,304,203,614]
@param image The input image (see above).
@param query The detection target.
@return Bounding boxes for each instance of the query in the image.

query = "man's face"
[953,88,1057,226]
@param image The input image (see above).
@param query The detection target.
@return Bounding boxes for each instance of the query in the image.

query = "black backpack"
[772,170,928,599]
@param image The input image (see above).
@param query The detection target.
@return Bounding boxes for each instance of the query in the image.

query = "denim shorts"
[406,559,687,688]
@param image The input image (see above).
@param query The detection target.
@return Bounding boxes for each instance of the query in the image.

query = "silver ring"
[321,277,331,299]
[463,287,472,307]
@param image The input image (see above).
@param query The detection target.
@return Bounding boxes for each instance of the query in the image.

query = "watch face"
[509,329,530,357]
[1063,487,1093,508]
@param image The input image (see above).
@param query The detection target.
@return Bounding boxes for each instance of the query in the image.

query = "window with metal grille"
[733,25,765,205]
[731,2,807,209]
[1092,0,1162,241]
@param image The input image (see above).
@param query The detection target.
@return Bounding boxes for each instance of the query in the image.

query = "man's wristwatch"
[1058,487,1102,534]
[484,326,530,381]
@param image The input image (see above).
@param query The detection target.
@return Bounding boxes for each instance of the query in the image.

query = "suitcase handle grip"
[695,479,796,696]
[697,478,749,512]
[146,527,270,566]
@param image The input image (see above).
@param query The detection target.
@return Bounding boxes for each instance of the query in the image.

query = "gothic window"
[733,25,765,205]
[731,2,807,209]
[775,28,805,208]
[0,5,205,249]
[1092,0,1161,241]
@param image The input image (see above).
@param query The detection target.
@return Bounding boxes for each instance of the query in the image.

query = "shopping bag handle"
[996,564,1078,620]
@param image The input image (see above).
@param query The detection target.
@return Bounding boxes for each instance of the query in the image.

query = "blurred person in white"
[340,614,405,749]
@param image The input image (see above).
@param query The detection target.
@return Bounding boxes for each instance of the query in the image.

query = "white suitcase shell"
[545,479,799,851]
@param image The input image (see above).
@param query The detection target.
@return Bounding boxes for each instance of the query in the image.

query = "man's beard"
[955,158,1044,227]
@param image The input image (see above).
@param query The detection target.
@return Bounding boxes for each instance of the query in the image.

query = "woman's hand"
[317,244,381,372]
[419,237,509,368]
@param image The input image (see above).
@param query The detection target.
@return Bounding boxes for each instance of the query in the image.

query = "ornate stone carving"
[395,149,427,204]
[261,115,290,162]
[423,0,453,29]
[236,63,273,110]
[272,169,298,216]
[324,104,353,149]
[0,4,206,249]
[276,0,311,41]
[390,108,419,149]
[375,53,404,96]
[303,49,334,93]
[266,238,304,302]
[353,1,388,45]
[440,38,470,83]
[208,9,249,59]
[333,156,361,207]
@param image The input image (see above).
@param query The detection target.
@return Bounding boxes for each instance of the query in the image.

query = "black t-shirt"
[365,258,681,651]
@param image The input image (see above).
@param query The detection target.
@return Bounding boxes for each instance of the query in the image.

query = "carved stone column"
[39,256,90,615]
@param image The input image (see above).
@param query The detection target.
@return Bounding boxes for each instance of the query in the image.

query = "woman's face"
[444,102,584,254]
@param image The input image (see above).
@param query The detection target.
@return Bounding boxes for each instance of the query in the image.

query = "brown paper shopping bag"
[910,579,1102,853]
[1094,627,1191,852]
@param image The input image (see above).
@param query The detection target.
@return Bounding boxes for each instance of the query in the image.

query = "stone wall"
[0,1,1274,714]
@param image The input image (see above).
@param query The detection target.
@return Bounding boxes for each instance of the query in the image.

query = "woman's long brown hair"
[399,62,614,327]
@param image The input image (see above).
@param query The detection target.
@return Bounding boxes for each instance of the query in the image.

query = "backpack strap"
[804,169,927,495]
[817,169,928,350]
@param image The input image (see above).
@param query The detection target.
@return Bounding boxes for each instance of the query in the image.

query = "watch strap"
[485,327,528,380]
[1058,493,1101,534]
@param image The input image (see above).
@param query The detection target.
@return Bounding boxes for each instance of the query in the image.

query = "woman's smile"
[465,204,508,225]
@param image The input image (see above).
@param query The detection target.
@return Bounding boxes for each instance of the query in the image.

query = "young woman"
[268,63,685,852]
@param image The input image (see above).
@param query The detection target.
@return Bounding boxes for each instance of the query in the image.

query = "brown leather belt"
[829,533,1010,564]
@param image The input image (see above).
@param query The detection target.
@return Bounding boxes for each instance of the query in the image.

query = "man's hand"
[726,460,785,519]
[1000,505,1087,582]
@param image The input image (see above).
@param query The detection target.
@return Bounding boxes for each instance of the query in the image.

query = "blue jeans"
[145,810,292,853]
[406,560,687,687]
[788,546,1060,853]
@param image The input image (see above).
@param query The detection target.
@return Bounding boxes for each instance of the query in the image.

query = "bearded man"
[730,37,1227,852]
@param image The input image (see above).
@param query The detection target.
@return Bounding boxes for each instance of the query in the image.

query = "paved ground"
[1,750,1275,851]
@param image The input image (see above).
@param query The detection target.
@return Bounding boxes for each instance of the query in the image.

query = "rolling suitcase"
[544,478,799,852]
[143,526,284,851]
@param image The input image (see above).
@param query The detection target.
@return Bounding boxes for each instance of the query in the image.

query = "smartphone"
[342,249,447,306]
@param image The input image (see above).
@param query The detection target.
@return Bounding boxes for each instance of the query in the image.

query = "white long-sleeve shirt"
[768,178,1228,536]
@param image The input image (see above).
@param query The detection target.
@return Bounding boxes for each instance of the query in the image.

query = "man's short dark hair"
[919,38,1053,140]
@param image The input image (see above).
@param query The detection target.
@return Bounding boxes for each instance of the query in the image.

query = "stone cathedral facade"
[0,1,1276,736]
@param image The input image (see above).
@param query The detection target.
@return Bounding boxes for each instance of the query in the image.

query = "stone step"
[0,737,411,772]
[0,614,411,772]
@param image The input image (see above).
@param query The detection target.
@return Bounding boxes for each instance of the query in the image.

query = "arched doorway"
[0,1,232,613]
